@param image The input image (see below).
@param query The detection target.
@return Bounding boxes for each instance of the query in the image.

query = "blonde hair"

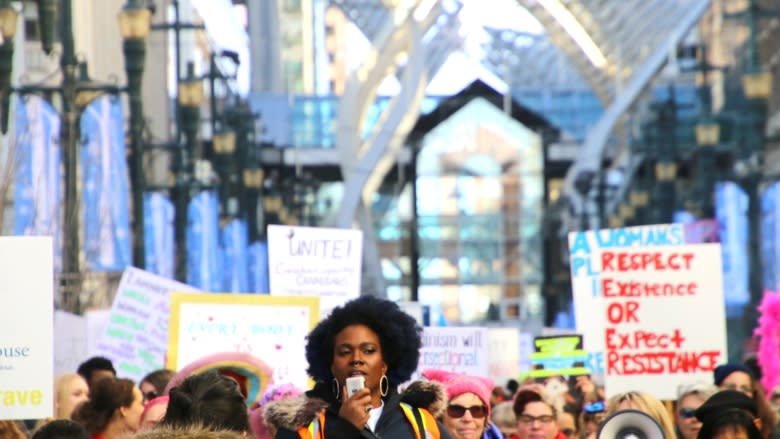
[606,391,676,439]
[676,381,718,406]
[492,401,517,428]
[54,373,89,419]
[0,421,26,439]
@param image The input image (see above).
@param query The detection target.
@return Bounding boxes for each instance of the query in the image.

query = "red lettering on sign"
[606,301,639,324]
[601,252,695,272]
[605,328,686,350]
[601,279,697,297]
[605,350,720,375]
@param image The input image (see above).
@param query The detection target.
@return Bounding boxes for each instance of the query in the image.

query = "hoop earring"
[332,378,340,400]
[380,374,389,397]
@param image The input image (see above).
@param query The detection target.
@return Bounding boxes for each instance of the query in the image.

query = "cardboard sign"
[54,311,87,377]
[568,224,727,399]
[530,335,589,378]
[55,310,113,377]
[85,310,111,359]
[0,237,54,419]
[167,293,319,389]
[94,267,200,381]
[418,327,489,377]
[267,225,362,317]
[519,332,534,375]
[488,328,520,383]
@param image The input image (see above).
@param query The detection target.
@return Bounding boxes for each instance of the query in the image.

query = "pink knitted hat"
[422,369,495,416]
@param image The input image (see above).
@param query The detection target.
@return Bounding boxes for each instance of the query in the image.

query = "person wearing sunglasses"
[423,369,499,439]
[513,390,562,439]
[675,382,718,439]
[580,401,606,439]
[139,369,174,404]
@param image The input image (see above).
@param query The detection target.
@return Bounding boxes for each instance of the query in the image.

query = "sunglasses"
[678,408,697,419]
[143,391,158,402]
[583,401,606,414]
[447,404,487,419]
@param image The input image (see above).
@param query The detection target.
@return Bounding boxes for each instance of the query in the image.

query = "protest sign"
[530,335,589,378]
[0,236,53,419]
[568,223,727,399]
[95,267,200,381]
[267,224,362,317]
[167,293,319,389]
[418,327,489,376]
[519,332,534,376]
[86,309,111,358]
[488,327,520,383]
[54,311,87,376]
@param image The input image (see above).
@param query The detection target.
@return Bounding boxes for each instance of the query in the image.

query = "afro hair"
[305,296,421,387]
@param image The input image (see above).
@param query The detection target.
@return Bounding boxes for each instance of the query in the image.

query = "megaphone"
[596,409,666,439]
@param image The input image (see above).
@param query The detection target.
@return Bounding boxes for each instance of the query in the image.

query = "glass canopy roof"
[329,0,709,105]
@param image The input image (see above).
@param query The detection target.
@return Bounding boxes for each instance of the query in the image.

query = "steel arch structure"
[328,0,712,296]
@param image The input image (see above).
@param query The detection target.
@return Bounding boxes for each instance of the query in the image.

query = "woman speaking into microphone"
[264,296,452,439]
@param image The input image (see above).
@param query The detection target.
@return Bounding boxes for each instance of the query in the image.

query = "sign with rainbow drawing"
[167,293,319,390]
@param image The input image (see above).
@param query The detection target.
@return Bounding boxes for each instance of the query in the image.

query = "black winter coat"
[264,380,453,439]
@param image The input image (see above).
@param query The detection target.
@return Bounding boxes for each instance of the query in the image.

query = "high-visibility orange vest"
[297,410,327,439]
[296,403,440,439]
[399,402,441,439]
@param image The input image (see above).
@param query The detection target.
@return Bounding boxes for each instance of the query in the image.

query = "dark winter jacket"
[263,380,453,439]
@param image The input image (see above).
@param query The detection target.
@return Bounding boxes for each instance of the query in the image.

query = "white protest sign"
[0,236,53,419]
[167,293,319,390]
[54,311,87,377]
[568,223,727,400]
[488,327,520,384]
[418,327,489,376]
[519,332,534,375]
[267,225,362,317]
[85,309,111,358]
[95,267,200,381]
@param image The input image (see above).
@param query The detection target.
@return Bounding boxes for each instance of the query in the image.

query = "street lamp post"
[227,99,263,240]
[174,61,203,281]
[0,0,16,133]
[147,1,206,282]
[59,0,82,277]
[119,0,153,269]
[689,45,722,219]
[213,124,237,218]
[723,0,780,359]
[0,0,150,310]
[650,95,678,225]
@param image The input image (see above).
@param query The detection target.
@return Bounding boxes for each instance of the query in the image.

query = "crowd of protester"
[5,296,780,439]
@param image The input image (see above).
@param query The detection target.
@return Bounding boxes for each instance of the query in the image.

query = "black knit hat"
[695,390,758,423]
[713,363,754,386]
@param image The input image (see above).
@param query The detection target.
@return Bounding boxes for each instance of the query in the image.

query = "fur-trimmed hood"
[125,425,246,439]
[262,380,447,432]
